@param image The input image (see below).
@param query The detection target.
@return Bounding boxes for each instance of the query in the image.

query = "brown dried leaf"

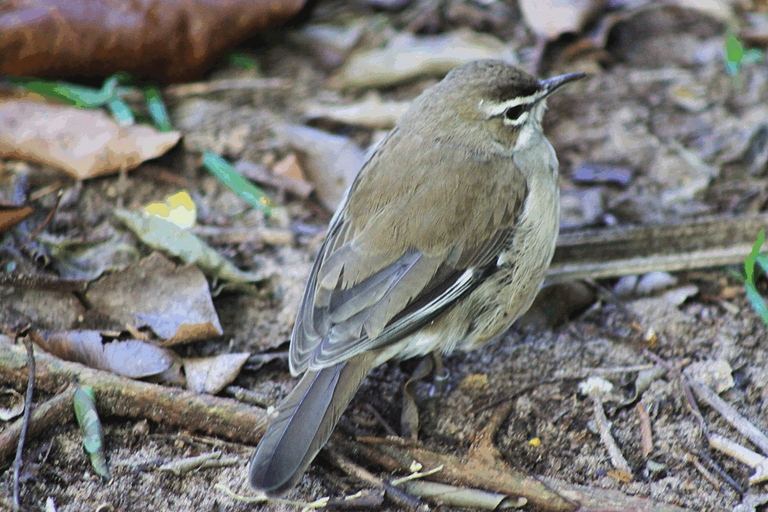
[519,0,604,39]
[0,100,180,179]
[0,389,25,421]
[272,124,366,211]
[183,353,250,394]
[330,29,512,89]
[86,252,223,345]
[31,330,178,378]
[0,204,33,233]
[273,153,307,183]
[0,0,306,84]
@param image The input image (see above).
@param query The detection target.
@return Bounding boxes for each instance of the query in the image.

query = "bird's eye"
[505,105,525,121]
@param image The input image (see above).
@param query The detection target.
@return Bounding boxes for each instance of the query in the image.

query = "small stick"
[636,402,653,457]
[689,380,768,455]
[0,273,88,293]
[643,350,708,436]
[713,439,765,485]
[354,436,422,448]
[12,338,34,510]
[0,341,269,446]
[0,386,75,462]
[684,453,721,491]
[119,78,289,104]
[19,191,62,251]
[709,433,768,485]
[364,404,398,437]
[696,449,744,495]
[323,446,425,510]
[223,386,271,408]
[591,391,632,477]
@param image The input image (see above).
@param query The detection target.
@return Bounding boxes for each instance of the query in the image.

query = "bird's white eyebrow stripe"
[483,89,547,118]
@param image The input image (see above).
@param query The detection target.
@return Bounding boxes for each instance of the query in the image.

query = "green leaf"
[113,209,269,283]
[106,98,135,126]
[144,86,173,132]
[203,151,273,216]
[756,253,768,277]
[10,73,138,127]
[726,32,744,65]
[74,385,111,480]
[744,231,764,282]
[746,281,768,326]
[228,52,258,70]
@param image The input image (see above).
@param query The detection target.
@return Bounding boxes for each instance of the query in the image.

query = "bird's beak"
[538,72,587,97]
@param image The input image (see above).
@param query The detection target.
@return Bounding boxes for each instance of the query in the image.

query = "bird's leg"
[400,351,452,440]
[400,355,433,440]
[430,351,450,395]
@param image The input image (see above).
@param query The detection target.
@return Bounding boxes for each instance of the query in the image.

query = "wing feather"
[290,127,527,374]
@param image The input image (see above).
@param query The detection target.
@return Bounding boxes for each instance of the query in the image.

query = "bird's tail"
[249,352,376,495]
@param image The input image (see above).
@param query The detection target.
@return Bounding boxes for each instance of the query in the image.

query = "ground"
[2,0,768,511]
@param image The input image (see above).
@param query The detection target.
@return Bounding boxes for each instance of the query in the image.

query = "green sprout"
[742,231,768,325]
[725,31,763,76]
[10,73,174,131]
[228,52,259,71]
[203,151,273,216]
[143,85,173,132]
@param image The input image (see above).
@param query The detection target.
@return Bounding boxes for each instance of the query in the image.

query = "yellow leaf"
[144,191,196,229]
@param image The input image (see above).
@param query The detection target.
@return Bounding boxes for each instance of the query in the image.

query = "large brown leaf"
[0,0,306,83]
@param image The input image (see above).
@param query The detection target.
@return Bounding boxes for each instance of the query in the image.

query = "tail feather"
[249,353,376,495]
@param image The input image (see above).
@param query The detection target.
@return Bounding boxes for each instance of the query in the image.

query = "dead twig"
[591,390,632,478]
[0,340,269,448]
[364,404,398,437]
[0,273,88,293]
[643,350,708,436]
[550,212,768,280]
[684,453,721,491]
[689,379,768,456]
[696,448,744,495]
[637,401,653,458]
[118,77,289,104]
[324,445,426,510]
[0,386,75,462]
[354,436,422,448]
[709,434,768,485]
[12,337,34,510]
[19,191,62,252]
[345,436,695,511]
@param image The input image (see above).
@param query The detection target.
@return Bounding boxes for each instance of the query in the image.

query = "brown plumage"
[249,60,585,495]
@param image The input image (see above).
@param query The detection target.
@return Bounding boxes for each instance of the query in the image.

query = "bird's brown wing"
[290,128,527,374]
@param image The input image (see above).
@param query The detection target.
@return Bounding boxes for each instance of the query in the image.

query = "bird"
[249,59,586,495]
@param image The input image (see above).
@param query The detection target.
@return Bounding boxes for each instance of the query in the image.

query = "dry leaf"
[273,153,307,183]
[234,160,314,199]
[330,29,513,89]
[0,100,180,179]
[0,287,85,331]
[0,0,306,83]
[183,353,250,394]
[0,204,33,233]
[272,124,365,211]
[114,210,269,283]
[519,0,603,39]
[31,329,178,378]
[40,230,141,281]
[303,93,411,129]
[86,252,223,345]
[0,389,25,421]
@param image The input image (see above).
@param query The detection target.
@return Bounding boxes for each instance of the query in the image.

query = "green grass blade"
[203,151,273,216]
[144,86,173,132]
